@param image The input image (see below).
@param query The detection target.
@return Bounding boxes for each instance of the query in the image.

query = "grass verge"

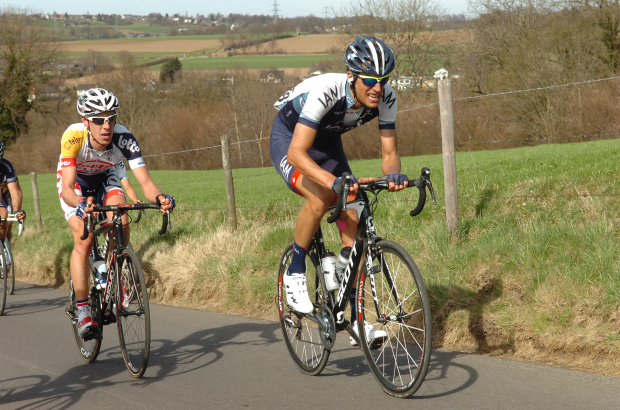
[11,138,620,376]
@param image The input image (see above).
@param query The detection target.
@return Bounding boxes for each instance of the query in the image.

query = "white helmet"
[77,88,120,117]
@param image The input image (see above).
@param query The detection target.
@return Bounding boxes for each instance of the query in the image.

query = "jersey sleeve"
[298,82,341,130]
[0,160,17,184]
[114,126,146,170]
[378,85,398,130]
[115,161,129,180]
[60,129,85,167]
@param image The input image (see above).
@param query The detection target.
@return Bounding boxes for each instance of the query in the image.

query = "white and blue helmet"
[344,35,395,76]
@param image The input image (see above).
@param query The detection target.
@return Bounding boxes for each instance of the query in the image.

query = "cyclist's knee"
[305,193,331,215]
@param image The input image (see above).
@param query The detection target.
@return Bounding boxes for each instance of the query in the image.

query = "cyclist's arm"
[288,123,341,189]
[6,181,23,214]
[61,166,83,208]
[120,178,140,204]
[380,129,401,175]
[132,167,172,212]
[379,129,408,191]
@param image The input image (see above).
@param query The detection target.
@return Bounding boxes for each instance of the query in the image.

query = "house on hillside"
[221,74,236,86]
[77,84,97,98]
[259,70,285,83]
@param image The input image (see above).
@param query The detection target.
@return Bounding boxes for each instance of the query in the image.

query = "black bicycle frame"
[310,192,388,325]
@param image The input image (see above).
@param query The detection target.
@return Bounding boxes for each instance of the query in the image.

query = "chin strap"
[348,76,368,118]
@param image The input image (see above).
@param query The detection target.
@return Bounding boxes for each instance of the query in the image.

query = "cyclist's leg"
[58,172,100,336]
[271,135,333,313]
[100,170,129,241]
[67,215,93,302]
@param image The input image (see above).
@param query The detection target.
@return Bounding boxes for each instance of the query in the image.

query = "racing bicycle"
[65,203,169,378]
[276,168,436,397]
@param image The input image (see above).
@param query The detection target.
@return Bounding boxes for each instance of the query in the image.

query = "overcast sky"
[13,0,469,18]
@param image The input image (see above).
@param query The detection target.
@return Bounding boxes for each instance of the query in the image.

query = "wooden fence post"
[221,134,237,230]
[438,77,459,234]
[30,172,43,233]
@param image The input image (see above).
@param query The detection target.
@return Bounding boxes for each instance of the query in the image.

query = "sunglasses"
[358,74,390,87]
[89,114,117,126]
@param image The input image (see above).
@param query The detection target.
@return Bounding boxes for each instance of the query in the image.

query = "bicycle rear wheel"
[116,246,150,378]
[68,277,102,363]
[5,239,14,295]
[277,242,330,376]
[0,246,6,315]
[357,240,432,398]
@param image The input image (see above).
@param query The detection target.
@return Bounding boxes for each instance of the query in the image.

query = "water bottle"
[335,247,352,283]
[321,251,339,291]
[92,258,108,290]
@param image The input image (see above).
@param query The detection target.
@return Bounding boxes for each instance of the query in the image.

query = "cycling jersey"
[0,159,18,209]
[57,123,144,220]
[270,73,398,194]
[57,122,145,187]
[273,73,397,144]
[116,160,129,180]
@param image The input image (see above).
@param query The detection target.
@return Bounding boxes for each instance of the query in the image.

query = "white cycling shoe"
[283,272,314,314]
[350,321,388,348]
[77,306,99,338]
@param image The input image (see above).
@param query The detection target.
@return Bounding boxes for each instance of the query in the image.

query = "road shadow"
[4,284,67,317]
[414,350,479,399]
[429,275,506,354]
[0,321,281,409]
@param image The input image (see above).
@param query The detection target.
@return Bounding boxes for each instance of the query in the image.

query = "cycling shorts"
[270,117,352,196]
[57,168,125,221]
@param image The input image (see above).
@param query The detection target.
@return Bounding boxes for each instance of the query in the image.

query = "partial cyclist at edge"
[57,88,175,340]
[0,141,26,242]
[271,35,409,346]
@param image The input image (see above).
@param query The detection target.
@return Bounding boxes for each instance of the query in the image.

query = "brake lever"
[420,167,437,205]
[342,175,351,212]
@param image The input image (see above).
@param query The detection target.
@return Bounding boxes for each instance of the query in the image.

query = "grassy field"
[144,54,334,70]
[64,49,218,65]
[11,138,620,375]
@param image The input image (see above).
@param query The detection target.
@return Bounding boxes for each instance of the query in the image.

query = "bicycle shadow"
[0,321,281,408]
[143,321,281,382]
[3,294,67,317]
[413,349,479,399]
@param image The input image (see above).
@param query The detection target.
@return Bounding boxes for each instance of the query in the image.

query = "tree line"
[3,0,620,174]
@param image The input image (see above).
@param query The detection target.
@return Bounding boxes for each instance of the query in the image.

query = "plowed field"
[62,39,221,52]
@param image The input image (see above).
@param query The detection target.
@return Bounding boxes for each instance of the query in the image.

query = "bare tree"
[0,7,63,143]
[340,0,445,77]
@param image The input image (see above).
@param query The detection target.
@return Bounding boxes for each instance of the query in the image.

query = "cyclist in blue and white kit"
[271,36,409,346]
[0,141,26,241]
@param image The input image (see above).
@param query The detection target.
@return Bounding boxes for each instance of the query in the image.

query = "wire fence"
[29,74,620,225]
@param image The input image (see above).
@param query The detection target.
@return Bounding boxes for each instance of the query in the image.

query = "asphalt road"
[1,282,619,409]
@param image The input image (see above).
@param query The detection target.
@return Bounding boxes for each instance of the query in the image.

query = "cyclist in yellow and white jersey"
[58,88,175,339]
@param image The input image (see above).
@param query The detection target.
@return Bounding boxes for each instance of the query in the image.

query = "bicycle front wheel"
[357,240,432,398]
[0,245,6,315]
[5,239,15,295]
[277,242,330,376]
[116,247,150,378]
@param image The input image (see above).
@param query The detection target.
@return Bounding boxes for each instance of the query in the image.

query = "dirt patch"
[62,39,221,53]
[219,30,473,56]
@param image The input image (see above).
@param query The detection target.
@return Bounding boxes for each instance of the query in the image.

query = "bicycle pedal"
[65,305,77,321]
[82,328,102,341]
